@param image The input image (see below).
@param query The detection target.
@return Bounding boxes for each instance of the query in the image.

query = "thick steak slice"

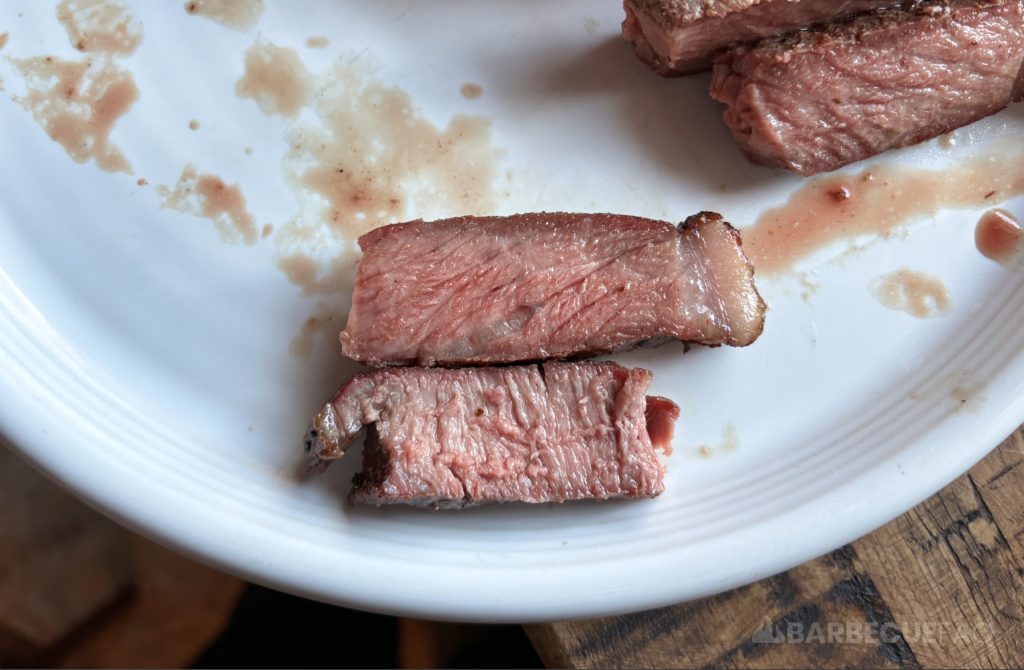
[622,0,893,75]
[340,211,765,367]
[305,362,679,507]
[710,0,1024,175]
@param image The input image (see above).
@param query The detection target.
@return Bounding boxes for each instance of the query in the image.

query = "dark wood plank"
[527,429,1024,669]
[49,537,245,669]
[851,465,1024,667]
[526,547,911,669]
[0,444,133,664]
[969,430,1024,563]
[0,442,245,668]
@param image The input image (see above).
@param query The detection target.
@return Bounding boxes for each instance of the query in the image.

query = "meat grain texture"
[340,211,765,367]
[306,362,679,507]
[710,0,1024,175]
[622,0,893,75]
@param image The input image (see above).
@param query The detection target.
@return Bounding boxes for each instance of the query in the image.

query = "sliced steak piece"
[622,0,893,76]
[340,211,765,367]
[305,362,679,507]
[710,0,1024,176]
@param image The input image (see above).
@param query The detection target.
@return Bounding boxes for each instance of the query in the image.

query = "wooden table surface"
[0,445,244,668]
[526,427,1024,669]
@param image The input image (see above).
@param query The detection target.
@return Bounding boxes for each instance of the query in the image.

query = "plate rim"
[3,267,1022,622]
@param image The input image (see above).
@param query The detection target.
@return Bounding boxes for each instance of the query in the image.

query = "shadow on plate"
[482,36,786,195]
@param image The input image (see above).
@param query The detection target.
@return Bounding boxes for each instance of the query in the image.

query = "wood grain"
[0,445,133,665]
[0,444,245,668]
[527,427,1024,669]
[49,537,245,669]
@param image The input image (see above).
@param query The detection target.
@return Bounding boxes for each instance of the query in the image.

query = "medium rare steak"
[340,212,765,367]
[622,0,893,75]
[305,362,679,507]
[710,0,1024,175]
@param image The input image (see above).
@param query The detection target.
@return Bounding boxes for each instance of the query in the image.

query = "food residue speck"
[289,303,339,357]
[460,82,483,100]
[872,269,951,318]
[158,164,258,244]
[184,0,264,31]
[691,423,739,458]
[57,0,142,56]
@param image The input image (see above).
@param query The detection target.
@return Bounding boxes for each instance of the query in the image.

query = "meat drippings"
[56,0,141,56]
[872,269,951,318]
[273,61,500,297]
[11,55,138,173]
[746,146,1024,274]
[277,248,359,297]
[184,0,263,31]
[289,302,340,357]
[157,164,258,244]
[286,64,498,241]
[236,41,311,118]
[975,209,1022,264]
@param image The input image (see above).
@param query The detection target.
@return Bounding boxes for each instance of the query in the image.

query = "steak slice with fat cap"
[341,211,765,367]
[622,0,894,75]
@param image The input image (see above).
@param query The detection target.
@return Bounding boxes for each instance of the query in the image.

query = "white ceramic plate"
[2,1,1024,622]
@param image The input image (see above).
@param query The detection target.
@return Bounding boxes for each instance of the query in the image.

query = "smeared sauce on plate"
[12,56,138,173]
[975,209,1022,264]
[872,269,951,318]
[951,379,986,412]
[11,0,140,173]
[158,164,258,244]
[276,249,358,297]
[746,147,1024,274]
[281,64,499,243]
[184,0,263,31]
[912,369,986,413]
[57,0,141,56]
[289,303,340,357]
[258,52,501,304]
[236,41,311,118]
